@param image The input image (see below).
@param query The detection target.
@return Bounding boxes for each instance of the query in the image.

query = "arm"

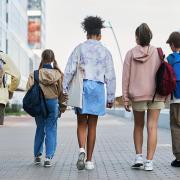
[26,73,34,91]
[63,46,79,93]
[104,51,116,104]
[57,78,67,113]
[166,54,172,64]
[122,51,132,111]
[2,53,21,92]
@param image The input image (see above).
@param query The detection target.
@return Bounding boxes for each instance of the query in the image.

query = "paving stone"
[0,111,179,180]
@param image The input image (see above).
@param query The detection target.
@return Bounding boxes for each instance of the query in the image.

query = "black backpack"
[23,70,48,118]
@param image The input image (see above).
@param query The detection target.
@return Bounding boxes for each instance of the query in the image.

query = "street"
[0,111,179,180]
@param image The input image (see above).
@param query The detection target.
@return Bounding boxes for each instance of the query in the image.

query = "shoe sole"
[34,162,41,166]
[76,152,85,170]
[131,163,143,169]
[44,164,52,168]
[171,165,180,167]
[85,166,94,170]
[144,168,153,171]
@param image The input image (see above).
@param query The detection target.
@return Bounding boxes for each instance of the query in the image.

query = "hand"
[60,103,67,113]
[124,102,131,112]
[62,93,68,103]
[106,103,113,109]
[9,91,14,99]
[61,107,66,113]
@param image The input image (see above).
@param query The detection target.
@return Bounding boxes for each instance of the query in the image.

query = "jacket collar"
[43,64,53,69]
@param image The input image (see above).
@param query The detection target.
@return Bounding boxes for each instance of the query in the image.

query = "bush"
[5,103,22,113]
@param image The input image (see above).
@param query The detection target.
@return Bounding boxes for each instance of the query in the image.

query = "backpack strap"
[152,48,165,103]
[34,70,39,84]
[2,75,6,88]
[0,59,6,88]
[157,48,165,61]
[34,70,49,116]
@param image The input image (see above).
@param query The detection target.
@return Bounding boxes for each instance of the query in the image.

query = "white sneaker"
[144,160,153,171]
[76,148,86,170]
[131,154,144,169]
[85,161,94,170]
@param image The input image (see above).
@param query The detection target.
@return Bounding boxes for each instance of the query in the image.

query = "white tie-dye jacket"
[63,39,116,103]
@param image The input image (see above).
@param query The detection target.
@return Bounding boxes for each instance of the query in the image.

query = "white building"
[0,0,41,91]
[27,0,46,51]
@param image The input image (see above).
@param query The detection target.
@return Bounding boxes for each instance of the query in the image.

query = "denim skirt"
[75,80,106,116]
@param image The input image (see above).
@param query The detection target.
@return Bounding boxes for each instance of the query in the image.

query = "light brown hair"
[39,49,63,77]
[135,23,153,47]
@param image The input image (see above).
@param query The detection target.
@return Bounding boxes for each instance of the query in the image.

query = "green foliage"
[5,103,26,116]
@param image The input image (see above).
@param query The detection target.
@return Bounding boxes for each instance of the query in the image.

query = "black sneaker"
[44,158,52,167]
[171,159,180,167]
[76,152,86,170]
[34,156,42,165]
[131,155,144,169]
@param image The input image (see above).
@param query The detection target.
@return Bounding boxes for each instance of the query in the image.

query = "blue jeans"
[34,99,59,159]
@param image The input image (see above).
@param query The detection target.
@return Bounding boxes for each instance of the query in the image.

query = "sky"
[46,0,180,96]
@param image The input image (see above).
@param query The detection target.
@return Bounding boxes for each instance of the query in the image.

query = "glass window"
[28,0,41,10]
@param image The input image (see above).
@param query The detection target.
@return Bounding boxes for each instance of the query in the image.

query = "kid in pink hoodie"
[122,23,166,171]
[123,45,165,103]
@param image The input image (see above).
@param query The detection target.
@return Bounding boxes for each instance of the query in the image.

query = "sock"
[79,148,85,153]
[136,154,143,157]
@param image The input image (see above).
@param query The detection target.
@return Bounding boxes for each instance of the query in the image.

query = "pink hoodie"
[122,45,166,102]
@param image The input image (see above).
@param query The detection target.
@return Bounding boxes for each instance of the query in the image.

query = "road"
[0,111,179,180]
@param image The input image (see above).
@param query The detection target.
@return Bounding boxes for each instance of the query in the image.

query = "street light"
[106,21,123,64]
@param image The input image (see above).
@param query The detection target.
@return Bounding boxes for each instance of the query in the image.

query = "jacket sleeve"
[166,54,172,64]
[2,53,21,92]
[57,77,65,103]
[104,50,116,103]
[26,73,34,91]
[57,75,67,112]
[63,46,79,93]
[122,50,132,103]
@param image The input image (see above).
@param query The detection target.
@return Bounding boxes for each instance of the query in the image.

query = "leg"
[0,104,5,125]
[45,99,58,159]
[146,109,160,160]
[86,115,98,161]
[133,111,145,154]
[34,116,45,157]
[170,104,180,160]
[76,114,88,170]
[77,114,88,149]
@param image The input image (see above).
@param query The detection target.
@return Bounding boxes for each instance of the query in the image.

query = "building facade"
[0,0,46,104]
[27,0,46,50]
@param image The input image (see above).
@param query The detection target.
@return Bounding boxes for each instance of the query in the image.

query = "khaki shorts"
[132,101,165,111]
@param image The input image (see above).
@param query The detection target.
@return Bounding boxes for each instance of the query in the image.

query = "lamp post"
[106,21,123,64]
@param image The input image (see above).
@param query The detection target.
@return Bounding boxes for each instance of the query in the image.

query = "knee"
[134,121,144,129]
[88,125,97,133]
[147,123,158,132]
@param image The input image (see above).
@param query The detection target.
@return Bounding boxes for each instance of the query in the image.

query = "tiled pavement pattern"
[0,111,180,180]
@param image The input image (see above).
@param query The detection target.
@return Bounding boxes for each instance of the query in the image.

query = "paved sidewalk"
[0,111,180,180]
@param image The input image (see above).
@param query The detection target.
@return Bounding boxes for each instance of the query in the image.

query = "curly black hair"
[81,16,105,36]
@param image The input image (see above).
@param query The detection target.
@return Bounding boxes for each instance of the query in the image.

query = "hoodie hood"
[39,68,61,86]
[132,45,155,63]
